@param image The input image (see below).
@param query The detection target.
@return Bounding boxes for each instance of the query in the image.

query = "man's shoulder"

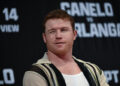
[35,58,51,64]
[73,56,90,64]
[74,57,102,75]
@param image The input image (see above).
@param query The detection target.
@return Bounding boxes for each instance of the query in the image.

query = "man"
[23,9,109,86]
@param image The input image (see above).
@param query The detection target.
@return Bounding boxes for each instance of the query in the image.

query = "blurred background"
[0,0,120,86]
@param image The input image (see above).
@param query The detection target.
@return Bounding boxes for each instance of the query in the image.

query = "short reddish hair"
[43,9,75,33]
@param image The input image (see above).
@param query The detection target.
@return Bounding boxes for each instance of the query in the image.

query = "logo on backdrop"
[60,2,120,38]
[0,8,19,33]
[0,68,15,85]
[104,70,119,84]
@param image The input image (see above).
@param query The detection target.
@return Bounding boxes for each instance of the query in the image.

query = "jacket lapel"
[49,61,97,86]
[75,60,97,86]
[49,64,66,86]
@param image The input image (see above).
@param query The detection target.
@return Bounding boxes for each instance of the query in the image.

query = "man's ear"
[73,30,77,40]
[42,33,46,43]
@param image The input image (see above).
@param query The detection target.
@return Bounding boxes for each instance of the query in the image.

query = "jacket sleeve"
[92,64,109,86]
[23,71,48,86]
[99,71,109,86]
[86,62,109,86]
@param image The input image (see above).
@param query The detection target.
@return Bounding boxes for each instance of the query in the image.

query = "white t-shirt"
[62,72,90,86]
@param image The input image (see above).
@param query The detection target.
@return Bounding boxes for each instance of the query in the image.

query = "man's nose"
[56,30,62,39]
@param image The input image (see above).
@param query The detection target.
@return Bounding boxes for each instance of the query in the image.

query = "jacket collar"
[36,52,86,64]
[36,52,51,64]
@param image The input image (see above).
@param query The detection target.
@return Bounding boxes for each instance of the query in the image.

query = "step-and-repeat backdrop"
[0,0,120,86]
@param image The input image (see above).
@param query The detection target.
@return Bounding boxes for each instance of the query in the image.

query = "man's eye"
[61,28,68,32]
[49,30,55,33]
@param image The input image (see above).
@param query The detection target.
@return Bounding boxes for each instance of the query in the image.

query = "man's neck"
[47,50,74,66]
[46,51,81,74]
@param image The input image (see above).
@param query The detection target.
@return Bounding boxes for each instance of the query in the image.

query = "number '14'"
[3,8,19,21]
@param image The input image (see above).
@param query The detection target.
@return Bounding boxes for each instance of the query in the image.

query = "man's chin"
[53,49,67,56]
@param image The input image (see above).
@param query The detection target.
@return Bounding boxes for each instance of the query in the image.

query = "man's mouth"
[55,42,65,44]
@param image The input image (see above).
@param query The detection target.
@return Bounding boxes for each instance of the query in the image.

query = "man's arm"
[23,71,47,86]
[99,71,109,86]
[85,62,109,86]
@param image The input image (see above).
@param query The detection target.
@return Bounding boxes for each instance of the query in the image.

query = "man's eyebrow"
[47,28,56,32]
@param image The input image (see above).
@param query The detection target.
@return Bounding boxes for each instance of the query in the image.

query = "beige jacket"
[23,53,109,86]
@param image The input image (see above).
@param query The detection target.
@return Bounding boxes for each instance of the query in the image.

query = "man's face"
[43,19,77,55]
